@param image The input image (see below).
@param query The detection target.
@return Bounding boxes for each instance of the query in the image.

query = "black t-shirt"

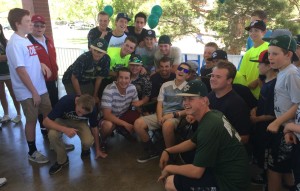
[233,84,257,109]
[47,94,98,127]
[127,26,147,44]
[87,27,111,48]
[200,67,212,92]
[208,90,252,135]
[149,72,176,100]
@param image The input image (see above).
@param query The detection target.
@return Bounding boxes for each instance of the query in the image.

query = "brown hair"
[98,11,109,18]
[116,67,132,78]
[8,8,30,31]
[215,61,237,82]
[159,56,173,66]
[77,94,95,113]
[205,42,218,50]
[251,10,267,20]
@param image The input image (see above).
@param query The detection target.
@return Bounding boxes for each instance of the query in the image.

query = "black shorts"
[174,169,218,191]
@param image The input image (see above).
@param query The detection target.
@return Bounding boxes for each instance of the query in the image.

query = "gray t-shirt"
[274,64,300,124]
[154,46,182,68]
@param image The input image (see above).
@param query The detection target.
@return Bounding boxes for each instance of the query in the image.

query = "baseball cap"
[116,13,131,22]
[245,20,266,31]
[263,29,292,42]
[129,54,143,65]
[269,35,299,62]
[177,80,208,97]
[250,50,269,64]
[144,29,156,38]
[31,15,46,24]
[90,38,108,53]
[186,61,198,72]
[207,50,228,61]
[158,35,171,44]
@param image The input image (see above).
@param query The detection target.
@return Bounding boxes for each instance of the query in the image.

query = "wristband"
[164,149,170,155]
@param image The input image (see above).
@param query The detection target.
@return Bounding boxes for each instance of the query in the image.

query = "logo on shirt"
[27,45,37,56]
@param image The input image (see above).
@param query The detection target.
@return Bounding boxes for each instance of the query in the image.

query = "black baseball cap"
[207,50,228,61]
[116,13,131,21]
[129,54,143,65]
[90,38,108,54]
[144,29,156,38]
[250,50,269,64]
[245,20,266,31]
[158,35,171,44]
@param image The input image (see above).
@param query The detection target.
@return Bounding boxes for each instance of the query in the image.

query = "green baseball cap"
[177,80,208,97]
[269,35,299,61]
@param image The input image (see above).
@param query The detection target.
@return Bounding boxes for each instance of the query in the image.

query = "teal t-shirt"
[191,110,250,191]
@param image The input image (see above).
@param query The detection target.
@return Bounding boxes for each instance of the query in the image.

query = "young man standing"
[87,11,111,48]
[27,14,60,138]
[6,8,52,163]
[104,13,130,48]
[154,35,182,72]
[127,12,147,45]
[135,29,158,75]
[134,63,191,163]
[158,80,249,191]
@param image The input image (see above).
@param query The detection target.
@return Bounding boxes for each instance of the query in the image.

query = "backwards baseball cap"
[129,54,143,65]
[116,13,131,21]
[186,61,198,72]
[269,35,299,62]
[250,50,269,64]
[207,50,228,61]
[31,15,46,24]
[144,29,156,38]
[263,29,292,42]
[177,80,208,97]
[245,20,266,31]
[90,38,108,54]
[158,35,171,44]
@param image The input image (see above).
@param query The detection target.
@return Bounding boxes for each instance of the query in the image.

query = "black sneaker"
[137,151,159,163]
[49,157,69,175]
[81,149,90,158]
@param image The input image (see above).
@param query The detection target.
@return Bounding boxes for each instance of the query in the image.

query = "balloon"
[103,5,113,17]
[219,0,225,3]
[151,5,163,18]
[147,14,159,29]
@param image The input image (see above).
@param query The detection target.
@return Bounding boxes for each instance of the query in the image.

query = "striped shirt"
[101,81,138,117]
[157,80,187,114]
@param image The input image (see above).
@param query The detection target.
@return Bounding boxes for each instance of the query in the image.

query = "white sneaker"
[11,115,21,123]
[28,151,49,164]
[0,115,11,123]
[0,177,7,187]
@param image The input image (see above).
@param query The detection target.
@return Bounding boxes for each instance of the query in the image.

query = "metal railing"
[56,47,243,76]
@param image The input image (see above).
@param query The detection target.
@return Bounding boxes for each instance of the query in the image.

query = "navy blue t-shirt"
[47,94,98,128]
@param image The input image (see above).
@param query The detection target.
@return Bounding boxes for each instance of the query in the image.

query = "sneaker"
[0,115,10,123]
[49,157,69,175]
[137,151,159,163]
[11,115,21,123]
[251,173,266,185]
[28,151,49,164]
[50,143,75,151]
[0,177,7,187]
[81,149,90,158]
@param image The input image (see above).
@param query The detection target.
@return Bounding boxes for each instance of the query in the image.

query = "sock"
[28,141,37,155]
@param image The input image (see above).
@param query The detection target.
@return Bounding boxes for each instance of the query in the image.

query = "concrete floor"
[0,79,264,191]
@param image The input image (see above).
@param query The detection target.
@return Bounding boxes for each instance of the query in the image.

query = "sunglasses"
[33,24,46,28]
[177,66,190,74]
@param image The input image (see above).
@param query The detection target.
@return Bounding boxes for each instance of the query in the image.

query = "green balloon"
[103,5,113,17]
[148,14,159,29]
[151,5,163,18]
[219,0,225,3]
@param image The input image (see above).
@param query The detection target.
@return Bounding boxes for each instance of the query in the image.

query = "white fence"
[56,47,243,76]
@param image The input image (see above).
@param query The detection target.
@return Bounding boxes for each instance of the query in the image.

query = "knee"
[48,129,60,141]
[134,117,147,131]
[162,122,175,134]
[101,120,114,133]
[81,135,94,148]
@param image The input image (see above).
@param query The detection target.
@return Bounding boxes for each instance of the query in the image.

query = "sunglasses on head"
[177,66,190,74]
[33,24,46,28]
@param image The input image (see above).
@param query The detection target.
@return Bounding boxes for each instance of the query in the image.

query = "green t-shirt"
[191,110,250,191]
[239,42,269,99]
[107,47,130,71]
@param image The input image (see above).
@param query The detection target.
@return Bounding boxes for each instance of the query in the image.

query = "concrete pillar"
[22,0,53,40]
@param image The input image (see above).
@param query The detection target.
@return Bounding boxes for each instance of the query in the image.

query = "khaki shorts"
[143,113,180,130]
[20,93,52,122]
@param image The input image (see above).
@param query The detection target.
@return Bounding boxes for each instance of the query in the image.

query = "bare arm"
[132,96,150,107]
[71,74,82,95]
[161,164,205,179]
[91,127,107,158]
[0,55,7,62]
[156,101,163,124]
[16,67,40,106]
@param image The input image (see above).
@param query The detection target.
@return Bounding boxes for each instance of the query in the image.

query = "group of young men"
[4,6,300,191]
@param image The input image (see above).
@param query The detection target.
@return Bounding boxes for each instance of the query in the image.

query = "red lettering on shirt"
[27,45,37,56]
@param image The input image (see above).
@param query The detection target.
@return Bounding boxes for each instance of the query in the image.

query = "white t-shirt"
[108,33,127,48]
[6,33,47,101]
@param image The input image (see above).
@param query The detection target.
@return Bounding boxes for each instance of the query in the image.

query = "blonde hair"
[77,94,95,113]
